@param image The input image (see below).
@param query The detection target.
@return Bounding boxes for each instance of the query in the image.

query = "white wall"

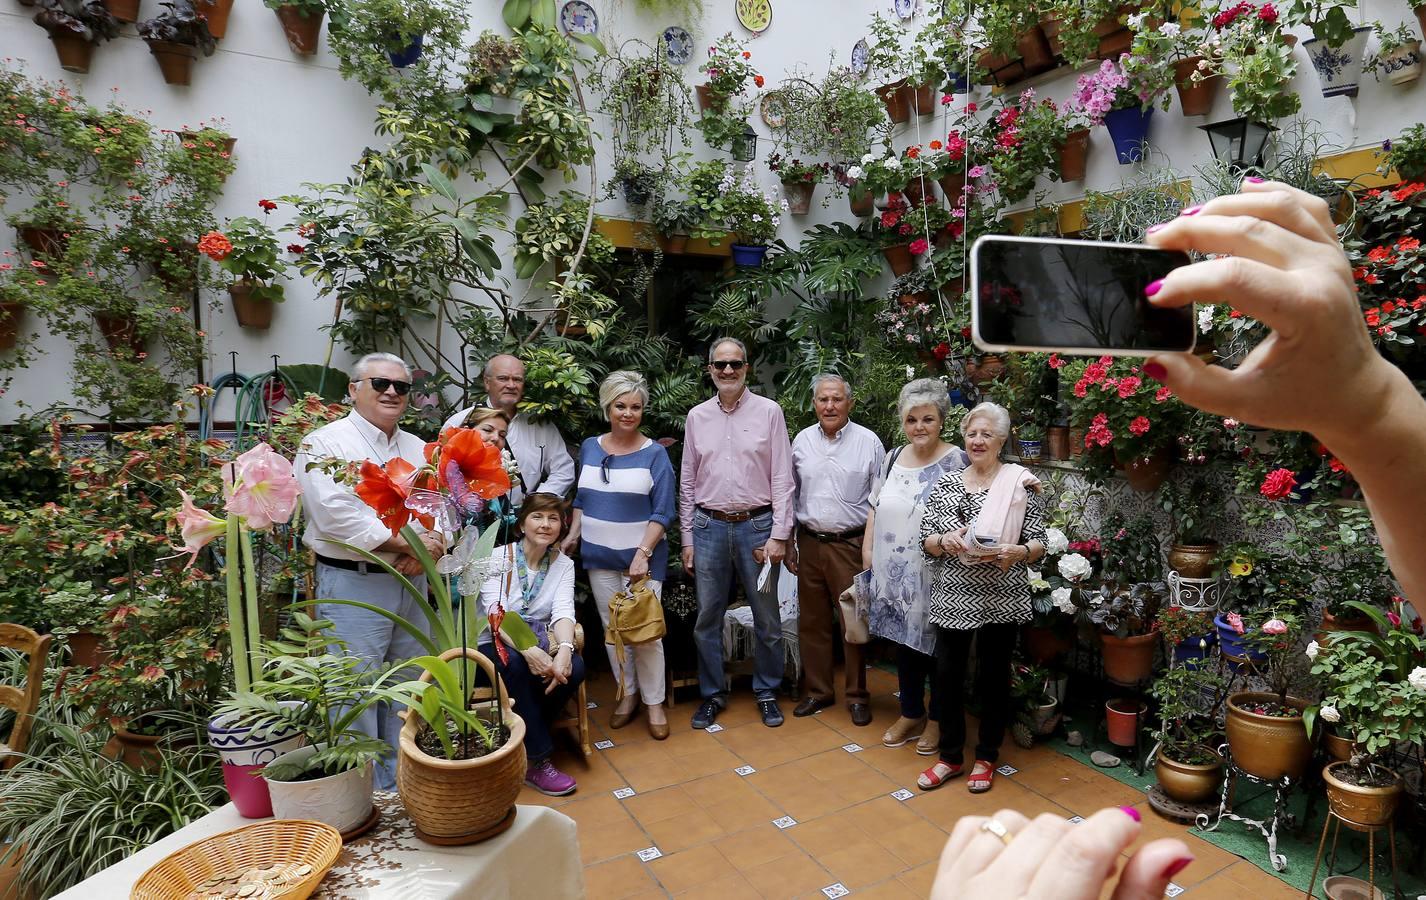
[0,0,1416,423]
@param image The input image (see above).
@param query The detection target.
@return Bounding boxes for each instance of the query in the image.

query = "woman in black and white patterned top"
[915,402,1046,794]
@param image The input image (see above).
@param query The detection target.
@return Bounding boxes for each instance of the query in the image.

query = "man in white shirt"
[787,374,885,727]
[294,352,444,790]
[442,354,575,506]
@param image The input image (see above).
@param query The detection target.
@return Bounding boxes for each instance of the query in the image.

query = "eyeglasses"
[710,360,747,371]
[357,377,412,396]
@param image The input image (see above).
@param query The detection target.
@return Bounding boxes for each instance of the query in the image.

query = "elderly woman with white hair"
[916,401,1046,794]
[562,370,675,740]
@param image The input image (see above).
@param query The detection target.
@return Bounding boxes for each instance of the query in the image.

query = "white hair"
[897,378,950,422]
[961,401,1011,440]
[599,370,649,419]
[707,336,748,363]
[351,352,412,382]
[810,373,851,399]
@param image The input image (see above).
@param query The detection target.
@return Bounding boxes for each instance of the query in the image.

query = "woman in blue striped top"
[562,371,676,740]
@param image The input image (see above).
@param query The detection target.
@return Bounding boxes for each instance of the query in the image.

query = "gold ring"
[980,818,1014,846]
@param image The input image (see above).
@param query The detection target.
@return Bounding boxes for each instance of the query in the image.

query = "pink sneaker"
[525,758,577,796]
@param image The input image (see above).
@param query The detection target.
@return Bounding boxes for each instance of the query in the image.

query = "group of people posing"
[294,339,1046,798]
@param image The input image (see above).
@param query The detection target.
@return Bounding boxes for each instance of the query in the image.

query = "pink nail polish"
[1244,176,1265,184]
[1162,857,1193,879]
[1144,279,1163,297]
[1146,223,1167,235]
[1118,805,1141,822]
[1179,205,1202,216]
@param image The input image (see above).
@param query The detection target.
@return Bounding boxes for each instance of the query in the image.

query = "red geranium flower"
[1128,416,1151,436]
[932,342,950,360]
[258,199,278,212]
[753,74,765,87]
[198,230,233,261]
[286,243,305,254]
[909,238,930,256]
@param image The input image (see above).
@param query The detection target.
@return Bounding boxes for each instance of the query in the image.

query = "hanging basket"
[1381,41,1422,86]
[1104,106,1154,164]
[229,281,275,329]
[848,190,874,217]
[146,40,198,86]
[781,180,817,215]
[1304,27,1373,98]
[1173,56,1217,116]
[1058,129,1090,181]
[274,4,324,55]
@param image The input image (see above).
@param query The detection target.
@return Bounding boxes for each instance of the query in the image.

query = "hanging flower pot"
[1058,128,1090,181]
[388,32,424,68]
[273,4,324,55]
[1304,27,1373,98]
[0,300,24,351]
[94,312,146,356]
[17,227,68,259]
[901,174,935,208]
[1116,445,1171,492]
[911,82,935,116]
[979,50,1027,85]
[1418,7,1426,38]
[146,39,198,85]
[1104,106,1154,164]
[695,83,724,112]
[102,0,141,23]
[781,180,817,215]
[1017,25,1056,75]
[230,280,275,329]
[730,243,768,267]
[937,171,966,203]
[1173,57,1217,116]
[47,31,96,74]
[848,189,874,217]
[1018,438,1042,460]
[876,80,910,124]
[1382,41,1422,85]
[1099,632,1157,684]
[1104,698,1145,746]
[194,0,234,39]
[881,243,914,276]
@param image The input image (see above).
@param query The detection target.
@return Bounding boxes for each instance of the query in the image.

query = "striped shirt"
[572,437,676,580]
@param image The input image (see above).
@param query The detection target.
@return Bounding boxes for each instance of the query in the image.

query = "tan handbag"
[605,576,667,699]
[838,570,872,645]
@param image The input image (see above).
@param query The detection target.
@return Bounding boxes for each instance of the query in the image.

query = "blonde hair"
[465,407,509,429]
[598,370,649,420]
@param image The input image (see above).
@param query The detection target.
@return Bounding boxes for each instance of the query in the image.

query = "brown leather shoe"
[849,702,872,727]
[793,696,834,717]
[609,703,641,730]
[648,719,670,740]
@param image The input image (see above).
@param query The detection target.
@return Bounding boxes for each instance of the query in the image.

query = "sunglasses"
[358,377,412,396]
[710,360,747,371]
[600,453,614,484]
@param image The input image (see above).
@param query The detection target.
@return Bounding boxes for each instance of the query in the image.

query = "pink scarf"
[959,463,1041,572]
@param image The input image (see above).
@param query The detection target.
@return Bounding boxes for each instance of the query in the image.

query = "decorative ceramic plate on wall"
[663,26,693,64]
[736,0,772,34]
[893,0,916,19]
[760,90,788,128]
[851,38,869,75]
[559,0,599,35]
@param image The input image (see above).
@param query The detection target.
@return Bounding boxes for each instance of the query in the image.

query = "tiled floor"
[519,666,1303,899]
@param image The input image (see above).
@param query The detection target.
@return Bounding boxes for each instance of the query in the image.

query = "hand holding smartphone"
[969,235,1195,356]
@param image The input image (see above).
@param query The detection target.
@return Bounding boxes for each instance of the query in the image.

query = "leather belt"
[700,504,773,523]
[315,553,380,574]
[799,524,865,543]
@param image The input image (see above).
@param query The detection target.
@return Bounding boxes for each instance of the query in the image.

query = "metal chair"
[1,623,53,772]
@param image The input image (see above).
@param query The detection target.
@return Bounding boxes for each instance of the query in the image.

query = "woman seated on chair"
[478,492,585,797]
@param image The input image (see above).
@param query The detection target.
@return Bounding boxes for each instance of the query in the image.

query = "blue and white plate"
[663,26,693,65]
[851,38,869,75]
[893,0,916,19]
[559,0,599,35]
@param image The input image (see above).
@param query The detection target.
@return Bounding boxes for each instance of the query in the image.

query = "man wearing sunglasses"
[680,337,795,730]
[293,352,445,791]
[442,353,576,506]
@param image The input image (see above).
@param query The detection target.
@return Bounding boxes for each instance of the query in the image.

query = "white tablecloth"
[53,793,583,899]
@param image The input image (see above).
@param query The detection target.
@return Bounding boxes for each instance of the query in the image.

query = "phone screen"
[971,236,1195,355]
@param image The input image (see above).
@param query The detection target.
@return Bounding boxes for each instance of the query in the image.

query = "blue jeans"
[316,564,429,792]
[479,641,586,761]
[691,509,783,700]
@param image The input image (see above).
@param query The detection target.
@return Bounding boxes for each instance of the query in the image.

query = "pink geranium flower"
[223,442,302,530]
[170,489,226,569]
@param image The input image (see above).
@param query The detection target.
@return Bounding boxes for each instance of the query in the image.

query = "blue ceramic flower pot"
[1104,106,1154,164]
[1172,632,1217,666]
[1214,613,1266,662]
[730,243,767,267]
[388,33,424,68]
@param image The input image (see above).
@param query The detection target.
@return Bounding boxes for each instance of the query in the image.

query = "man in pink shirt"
[680,337,796,729]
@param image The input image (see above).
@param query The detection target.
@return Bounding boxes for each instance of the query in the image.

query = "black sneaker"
[758,697,784,728]
[691,697,724,729]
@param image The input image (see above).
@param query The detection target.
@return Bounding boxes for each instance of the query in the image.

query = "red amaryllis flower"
[198,230,233,261]
[258,199,278,212]
[1259,467,1296,501]
[429,428,511,498]
[356,457,430,531]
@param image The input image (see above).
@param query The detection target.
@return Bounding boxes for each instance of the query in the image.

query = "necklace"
[963,464,1000,492]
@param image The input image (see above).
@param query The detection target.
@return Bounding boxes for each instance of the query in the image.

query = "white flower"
[1161,22,1181,37]
[1305,640,1319,660]
[1320,704,1341,723]
[1051,587,1075,614]
[904,365,916,379]
[884,157,901,169]
[846,165,864,180]
[1128,11,1146,28]
[1198,305,1215,334]
[861,152,877,165]
[1058,553,1091,582]
[1409,666,1426,692]
[750,214,763,223]
[1044,527,1068,555]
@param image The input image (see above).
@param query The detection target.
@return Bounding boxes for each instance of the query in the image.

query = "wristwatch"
[636,545,653,558]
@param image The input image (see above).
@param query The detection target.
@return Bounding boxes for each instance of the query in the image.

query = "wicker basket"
[397,647,527,845]
[130,820,341,900]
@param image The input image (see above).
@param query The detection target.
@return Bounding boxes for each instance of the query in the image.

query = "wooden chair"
[552,623,593,757]
[1,623,52,772]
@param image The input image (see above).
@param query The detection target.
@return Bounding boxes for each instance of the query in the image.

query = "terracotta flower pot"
[665,233,689,254]
[1117,446,1172,492]
[1046,425,1070,460]
[230,280,275,329]
[1225,692,1312,781]
[881,243,914,276]
[48,32,95,74]
[66,628,110,669]
[0,301,26,351]
[901,174,934,208]
[102,0,140,22]
[1314,610,1377,647]
[848,190,874,217]
[1100,632,1157,684]
[781,180,816,215]
[107,715,195,771]
[1016,25,1056,75]
[1323,761,1403,828]
[911,82,935,117]
[1167,542,1219,578]
[938,274,966,300]
[195,0,235,39]
[1155,746,1223,804]
[1058,128,1090,181]
[94,312,146,356]
[147,40,198,86]
[979,50,1026,85]
[1022,625,1072,663]
[1069,426,1086,459]
[1104,698,1145,746]
[274,4,324,55]
[17,226,67,259]
[877,80,910,124]
[695,83,724,112]
[967,353,1006,384]
[937,171,966,203]
[1173,56,1217,116]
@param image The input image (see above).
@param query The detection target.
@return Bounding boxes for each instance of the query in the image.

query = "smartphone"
[969,235,1195,356]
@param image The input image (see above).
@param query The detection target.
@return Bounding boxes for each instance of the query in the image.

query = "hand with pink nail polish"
[930,806,1193,900]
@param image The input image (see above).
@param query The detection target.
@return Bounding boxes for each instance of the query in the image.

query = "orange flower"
[431,428,511,498]
[929,140,943,150]
[355,457,430,531]
[198,230,233,261]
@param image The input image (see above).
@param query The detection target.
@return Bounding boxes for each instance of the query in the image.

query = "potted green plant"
[1065,53,1173,165]
[137,1,215,86]
[651,196,700,253]
[41,582,112,669]
[1288,0,1373,96]
[264,0,325,55]
[31,0,120,74]
[976,2,1053,84]
[1151,664,1228,803]
[696,34,760,150]
[7,187,84,261]
[1008,660,1062,748]
[1016,422,1045,460]
[766,153,828,215]
[611,156,659,207]
[1365,21,1422,85]
[1127,10,1218,116]
[326,0,462,71]
[1160,474,1221,578]
[985,91,1067,204]
[199,210,288,330]
[1315,551,1392,640]
[1222,608,1316,781]
[1079,580,1166,685]
[1157,605,1217,665]
[865,12,911,122]
[1196,0,1301,123]
[1377,124,1426,182]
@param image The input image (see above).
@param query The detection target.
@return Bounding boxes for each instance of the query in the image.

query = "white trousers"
[588,569,667,705]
